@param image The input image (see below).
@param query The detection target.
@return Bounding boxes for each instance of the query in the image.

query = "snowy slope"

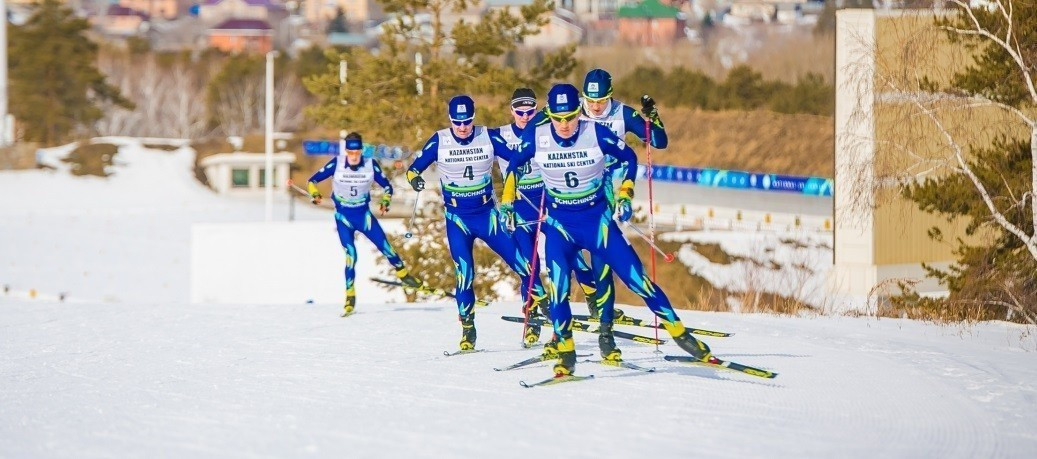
[2,138,1036,457]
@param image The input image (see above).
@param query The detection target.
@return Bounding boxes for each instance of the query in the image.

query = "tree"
[306,0,570,297]
[303,0,573,150]
[327,7,349,34]
[8,0,132,144]
[851,2,1037,324]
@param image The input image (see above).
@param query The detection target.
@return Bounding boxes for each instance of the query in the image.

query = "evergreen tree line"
[615,65,834,116]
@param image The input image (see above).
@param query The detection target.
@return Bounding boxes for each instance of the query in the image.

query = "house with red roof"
[207,18,274,54]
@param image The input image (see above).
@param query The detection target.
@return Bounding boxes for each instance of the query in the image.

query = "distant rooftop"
[211,19,273,30]
[106,4,150,20]
[617,0,682,19]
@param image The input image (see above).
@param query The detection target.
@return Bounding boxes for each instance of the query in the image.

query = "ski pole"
[521,191,548,345]
[622,221,675,262]
[644,113,660,352]
[285,179,309,197]
[515,218,546,228]
[405,191,421,239]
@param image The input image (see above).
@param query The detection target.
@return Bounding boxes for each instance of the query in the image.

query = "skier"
[490,88,601,332]
[577,68,669,331]
[406,95,547,351]
[307,132,423,317]
[500,83,712,376]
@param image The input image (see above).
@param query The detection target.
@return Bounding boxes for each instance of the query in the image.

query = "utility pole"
[265,51,278,222]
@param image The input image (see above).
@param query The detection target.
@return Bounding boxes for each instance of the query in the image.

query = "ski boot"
[396,267,423,289]
[522,295,548,347]
[582,284,600,319]
[552,337,577,376]
[666,321,712,361]
[341,295,356,317]
[598,323,622,361]
[459,314,477,351]
[541,335,559,359]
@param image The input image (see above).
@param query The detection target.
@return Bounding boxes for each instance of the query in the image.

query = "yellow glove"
[616,179,634,204]
[307,182,322,205]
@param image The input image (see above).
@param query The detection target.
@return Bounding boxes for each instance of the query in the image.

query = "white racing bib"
[332,156,375,207]
[581,100,626,138]
[495,123,542,187]
[435,127,495,193]
[532,121,605,204]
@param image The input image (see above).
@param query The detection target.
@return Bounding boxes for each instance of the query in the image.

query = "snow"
[663,230,860,312]
[2,139,1036,457]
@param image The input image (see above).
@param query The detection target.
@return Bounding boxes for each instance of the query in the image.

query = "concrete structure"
[831,9,1021,297]
[208,18,275,53]
[617,0,684,46]
[199,151,294,194]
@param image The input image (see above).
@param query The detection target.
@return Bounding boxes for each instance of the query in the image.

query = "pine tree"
[893,2,1037,324]
[8,0,132,145]
[327,7,349,34]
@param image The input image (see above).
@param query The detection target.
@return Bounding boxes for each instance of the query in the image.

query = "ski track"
[2,300,1035,458]
[2,139,1035,457]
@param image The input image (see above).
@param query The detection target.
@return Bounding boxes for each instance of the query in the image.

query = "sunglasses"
[450,118,474,127]
[344,140,363,150]
[582,95,610,103]
[547,110,580,122]
[513,107,537,117]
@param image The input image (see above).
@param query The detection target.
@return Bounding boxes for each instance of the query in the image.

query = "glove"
[640,95,659,123]
[499,202,516,233]
[379,194,392,213]
[307,182,323,205]
[614,179,634,222]
[407,170,425,191]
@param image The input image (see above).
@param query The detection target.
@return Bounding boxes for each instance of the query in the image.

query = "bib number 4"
[463,165,475,180]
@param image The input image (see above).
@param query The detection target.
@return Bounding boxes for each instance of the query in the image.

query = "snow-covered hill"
[1,139,1035,457]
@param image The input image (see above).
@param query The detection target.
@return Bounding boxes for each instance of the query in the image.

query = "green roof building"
[617,0,684,45]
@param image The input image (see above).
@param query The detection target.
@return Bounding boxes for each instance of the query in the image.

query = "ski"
[371,277,489,307]
[494,353,593,372]
[584,359,656,373]
[500,316,666,345]
[664,355,778,379]
[572,314,733,338]
[519,374,594,388]
[443,349,486,357]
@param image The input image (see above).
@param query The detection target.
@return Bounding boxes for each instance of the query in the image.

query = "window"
[259,168,276,187]
[232,168,249,187]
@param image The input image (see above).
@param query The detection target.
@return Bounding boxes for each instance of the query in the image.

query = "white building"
[200,152,295,194]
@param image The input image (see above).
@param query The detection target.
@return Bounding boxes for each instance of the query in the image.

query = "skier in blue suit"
[500,83,711,376]
[407,95,547,351]
[307,132,423,317]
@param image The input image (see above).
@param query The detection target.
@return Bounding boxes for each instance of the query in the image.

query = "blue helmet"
[547,83,580,116]
[582,68,613,100]
[448,95,475,121]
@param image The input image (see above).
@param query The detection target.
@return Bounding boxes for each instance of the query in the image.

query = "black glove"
[641,95,659,123]
[407,171,425,191]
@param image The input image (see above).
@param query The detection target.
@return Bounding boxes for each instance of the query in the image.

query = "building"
[304,0,385,28]
[617,0,684,46]
[200,152,295,194]
[96,4,150,36]
[119,0,182,20]
[199,0,287,25]
[831,9,1026,297]
[208,19,274,53]
[560,0,619,22]
[485,0,584,48]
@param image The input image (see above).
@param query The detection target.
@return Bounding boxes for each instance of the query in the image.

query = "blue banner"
[303,140,410,160]
[637,164,832,196]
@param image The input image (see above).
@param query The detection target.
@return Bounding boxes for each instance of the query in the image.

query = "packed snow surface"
[1,139,1035,457]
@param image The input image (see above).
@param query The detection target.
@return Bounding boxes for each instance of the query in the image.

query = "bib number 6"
[564,171,579,188]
